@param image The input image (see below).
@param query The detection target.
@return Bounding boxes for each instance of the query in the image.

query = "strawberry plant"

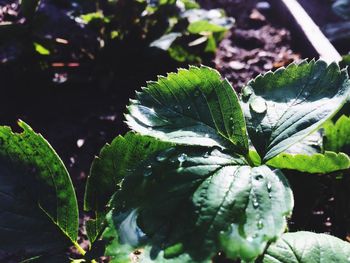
[80,0,234,64]
[2,60,350,262]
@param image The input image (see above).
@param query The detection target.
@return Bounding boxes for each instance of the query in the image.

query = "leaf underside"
[262,231,350,263]
[241,60,350,161]
[0,121,78,256]
[102,147,293,262]
[125,66,249,154]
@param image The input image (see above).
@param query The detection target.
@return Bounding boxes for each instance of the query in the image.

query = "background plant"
[81,0,234,65]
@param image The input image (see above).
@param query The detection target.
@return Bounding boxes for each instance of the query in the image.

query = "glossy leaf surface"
[241,60,350,161]
[102,147,293,262]
[125,66,249,153]
[262,231,350,263]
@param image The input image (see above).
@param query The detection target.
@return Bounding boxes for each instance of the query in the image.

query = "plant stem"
[245,153,255,167]
[73,241,86,256]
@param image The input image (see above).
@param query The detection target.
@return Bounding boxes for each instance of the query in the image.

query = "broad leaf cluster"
[2,60,350,262]
[95,60,350,262]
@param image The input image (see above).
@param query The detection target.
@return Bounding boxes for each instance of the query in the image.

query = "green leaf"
[188,20,227,34]
[0,121,78,256]
[34,42,50,55]
[102,147,293,262]
[125,66,249,154]
[182,9,234,32]
[340,54,350,70]
[80,12,110,24]
[241,60,350,161]
[284,131,322,155]
[150,33,181,51]
[179,0,200,9]
[323,115,350,153]
[266,151,350,174]
[20,0,41,21]
[262,231,350,263]
[84,132,171,243]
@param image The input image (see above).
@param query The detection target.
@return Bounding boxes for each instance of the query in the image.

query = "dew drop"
[303,91,310,97]
[77,139,85,148]
[156,155,166,162]
[204,134,210,138]
[156,148,175,162]
[257,220,264,229]
[242,86,253,99]
[203,152,210,158]
[187,106,191,110]
[250,97,267,114]
[178,153,188,165]
[143,165,152,177]
[253,199,259,208]
[246,236,254,243]
[267,182,272,192]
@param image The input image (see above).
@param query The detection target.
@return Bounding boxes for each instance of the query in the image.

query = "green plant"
[2,60,350,262]
[0,0,52,58]
[80,0,234,64]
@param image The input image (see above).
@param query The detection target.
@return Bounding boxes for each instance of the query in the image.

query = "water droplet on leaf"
[203,152,210,158]
[253,199,259,208]
[242,86,253,99]
[250,97,267,114]
[257,220,264,229]
[204,134,209,138]
[77,139,85,148]
[178,153,188,166]
[267,182,272,192]
[246,236,254,243]
[144,165,152,177]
